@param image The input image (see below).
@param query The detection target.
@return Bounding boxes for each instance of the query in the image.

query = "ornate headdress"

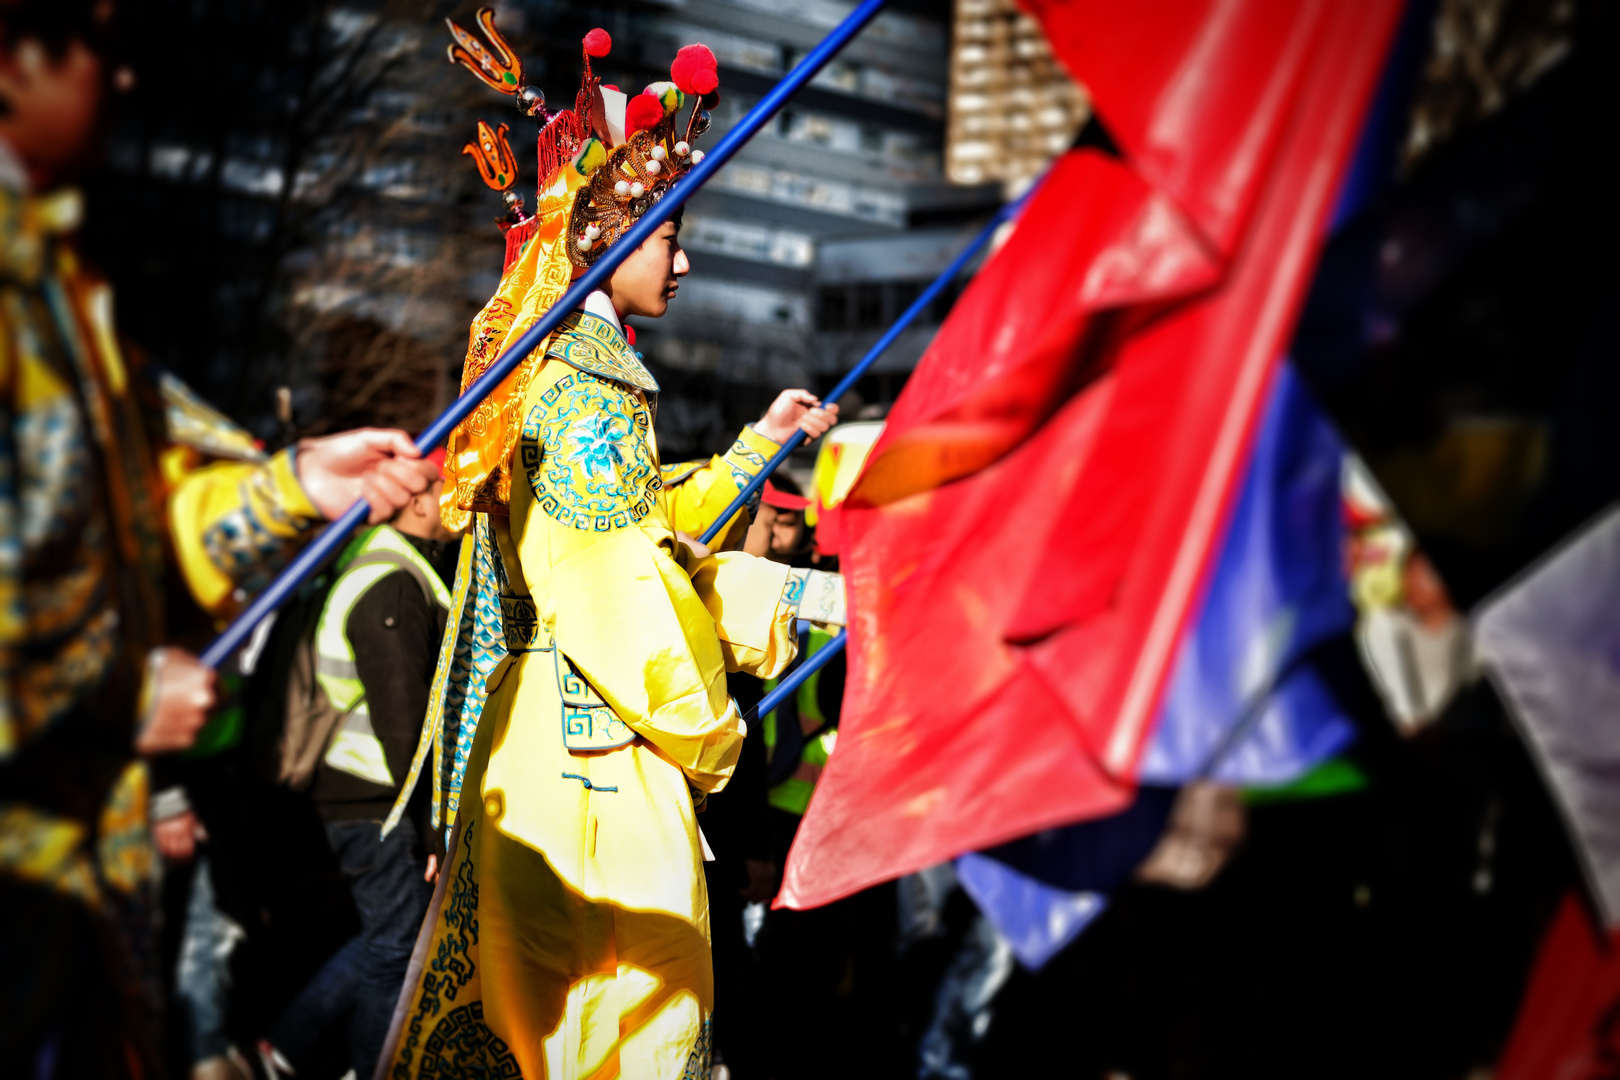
[566,46,718,266]
[439,9,722,525]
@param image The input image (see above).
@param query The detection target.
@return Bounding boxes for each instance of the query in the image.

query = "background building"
[85,0,1008,461]
[623,0,1001,452]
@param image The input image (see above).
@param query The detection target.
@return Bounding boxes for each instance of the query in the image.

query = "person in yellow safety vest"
[761,621,845,817]
[741,473,867,1080]
[255,448,460,1080]
[748,475,847,824]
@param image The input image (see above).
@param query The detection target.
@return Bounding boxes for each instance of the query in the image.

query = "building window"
[820,288,850,330]
[817,281,954,332]
[892,280,921,316]
[855,284,885,329]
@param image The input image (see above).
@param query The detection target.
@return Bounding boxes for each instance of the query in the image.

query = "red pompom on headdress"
[583,28,612,57]
[687,67,719,95]
[624,93,666,137]
[670,44,719,96]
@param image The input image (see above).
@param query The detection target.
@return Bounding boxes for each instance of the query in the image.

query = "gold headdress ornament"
[567,47,719,266]
[439,9,721,525]
[462,120,518,191]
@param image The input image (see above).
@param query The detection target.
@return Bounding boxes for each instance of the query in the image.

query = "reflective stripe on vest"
[766,728,836,817]
[314,525,452,786]
[763,623,840,817]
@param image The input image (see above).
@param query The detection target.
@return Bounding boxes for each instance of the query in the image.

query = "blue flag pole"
[695,196,1023,548]
[200,0,892,669]
[717,177,1043,716]
[749,628,846,720]
[724,205,1020,718]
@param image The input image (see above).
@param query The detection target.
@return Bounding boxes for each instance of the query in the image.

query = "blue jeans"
[270,818,433,1078]
[175,857,244,1064]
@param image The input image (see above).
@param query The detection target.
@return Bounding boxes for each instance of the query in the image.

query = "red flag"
[779,0,1403,910]
[1496,893,1620,1078]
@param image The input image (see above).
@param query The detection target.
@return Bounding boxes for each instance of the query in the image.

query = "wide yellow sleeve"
[546,530,746,791]
[681,549,798,678]
[658,425,781,550]
[168,448,321,615]
[513,365,760,792]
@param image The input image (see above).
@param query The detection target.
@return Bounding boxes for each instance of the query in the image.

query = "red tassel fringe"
[535,110,586,191]
[503,216,540,274]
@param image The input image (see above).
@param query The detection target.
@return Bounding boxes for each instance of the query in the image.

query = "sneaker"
[251,1041,297,1079]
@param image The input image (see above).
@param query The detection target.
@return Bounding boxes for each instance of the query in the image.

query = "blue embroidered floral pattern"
[522,371,659,531]
[567,412,629,479]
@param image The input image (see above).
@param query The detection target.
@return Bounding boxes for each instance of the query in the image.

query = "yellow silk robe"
[2,184,326,1069]
[388,315,799,1080]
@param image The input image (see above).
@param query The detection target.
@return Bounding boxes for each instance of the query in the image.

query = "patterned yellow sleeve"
[168,448,321,615]
[546,531,747,792]
[658,425,781,550]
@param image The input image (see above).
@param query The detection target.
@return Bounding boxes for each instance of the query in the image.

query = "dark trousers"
[705,862,765,1076]
[269,818,432,1078]
[0,877,151,1079]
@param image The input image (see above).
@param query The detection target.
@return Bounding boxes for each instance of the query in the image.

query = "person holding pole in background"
[0,4,438,1072]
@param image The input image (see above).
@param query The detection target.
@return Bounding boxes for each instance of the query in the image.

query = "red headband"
[762,480,809,511]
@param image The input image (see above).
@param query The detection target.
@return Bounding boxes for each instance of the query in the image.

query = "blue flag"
[956,852,1108,970]
[1139,363,1356,786]
[964,363,1357,968]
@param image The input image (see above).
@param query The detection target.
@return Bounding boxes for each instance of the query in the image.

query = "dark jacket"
[309,532,455,846]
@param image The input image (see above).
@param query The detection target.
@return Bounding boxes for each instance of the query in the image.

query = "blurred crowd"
[5,1,1615,1079]
[0,14,949,1077]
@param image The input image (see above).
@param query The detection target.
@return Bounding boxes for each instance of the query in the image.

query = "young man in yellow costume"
[381,18,845,1080]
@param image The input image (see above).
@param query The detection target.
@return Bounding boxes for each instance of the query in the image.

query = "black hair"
[768,471,803,497]
[645,189,684,232]
[0,0,116,60]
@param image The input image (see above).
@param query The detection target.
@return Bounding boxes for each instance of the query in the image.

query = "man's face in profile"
[745,503,806,563]
[769,508,803,560]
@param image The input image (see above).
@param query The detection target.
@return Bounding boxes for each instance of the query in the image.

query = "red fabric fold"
[852,151,1219,508]
[502,216,540,274]
[1020,0,1331,257]
[778,0,1402,910]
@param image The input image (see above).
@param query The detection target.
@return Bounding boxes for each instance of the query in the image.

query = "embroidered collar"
[580,288,624,332]
[545,309,660,393]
